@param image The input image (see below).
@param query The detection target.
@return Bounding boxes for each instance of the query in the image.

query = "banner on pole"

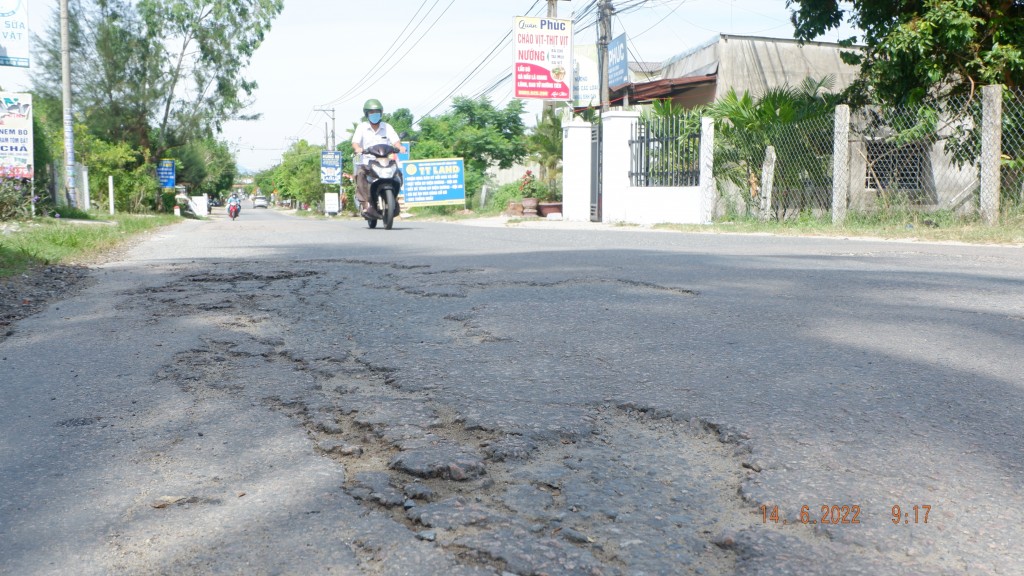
[513,16,573,101]
[0,1,29,68]
[321,151,342,184]
[0,92,32,179]
[157,159,176,188]
[608,34,630,89]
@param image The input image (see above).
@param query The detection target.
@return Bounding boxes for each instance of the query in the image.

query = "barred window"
[865,140,925,191]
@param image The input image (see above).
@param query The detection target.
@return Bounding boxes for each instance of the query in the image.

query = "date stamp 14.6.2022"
[760,504,932,526]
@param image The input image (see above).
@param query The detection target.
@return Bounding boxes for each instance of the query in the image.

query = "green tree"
[707,76,840,217]
[32,0,283,163]
[260,140,330,209]
[787,0,1024,105]
[527,107,565,201]
[416,96,528,206]
[175,139,237,198]
[385,108,416,140]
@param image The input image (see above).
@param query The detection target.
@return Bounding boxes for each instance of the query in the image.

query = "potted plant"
[537,181,562,217]
[518,170,543,217]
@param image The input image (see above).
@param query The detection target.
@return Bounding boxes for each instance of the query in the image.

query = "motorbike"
[361,143,403,230]
[228,202,240,220]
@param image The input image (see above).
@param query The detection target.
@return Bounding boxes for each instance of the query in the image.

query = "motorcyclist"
[351,98,406,219]
[227,193,241,217]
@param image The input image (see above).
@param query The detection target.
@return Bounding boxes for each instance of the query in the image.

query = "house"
[564,34,988,224]
[611,34,861,107]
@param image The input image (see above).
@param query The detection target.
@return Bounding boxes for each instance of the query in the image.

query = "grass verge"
[655,208,1024,245]
[0,213,180,278]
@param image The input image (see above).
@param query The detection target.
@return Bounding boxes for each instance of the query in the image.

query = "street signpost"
[158,159,176,188]
[320,151,342,184]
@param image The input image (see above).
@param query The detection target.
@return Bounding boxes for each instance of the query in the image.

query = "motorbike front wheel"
[383,188,396,230]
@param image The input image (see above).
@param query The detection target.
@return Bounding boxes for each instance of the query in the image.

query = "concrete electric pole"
[314,107,336,150]
[60,0,77,207]
[598,0,613,111]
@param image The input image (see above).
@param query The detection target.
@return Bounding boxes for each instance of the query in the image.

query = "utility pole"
[598,0,613,111]
[60,0,77,207]
[314,107,336,150]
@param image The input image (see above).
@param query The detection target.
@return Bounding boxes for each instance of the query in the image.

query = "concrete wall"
[716,35,860,99]
[562,112,714,225]
[562,120,592,222]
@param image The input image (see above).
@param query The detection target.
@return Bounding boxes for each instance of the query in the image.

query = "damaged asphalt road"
[1,213,1022,575]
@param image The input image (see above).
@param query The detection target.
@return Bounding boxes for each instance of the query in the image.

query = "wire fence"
[763,114,834,219]
[849,95,981,215]
[709,85,1024,222]
[1002,87,1024,209]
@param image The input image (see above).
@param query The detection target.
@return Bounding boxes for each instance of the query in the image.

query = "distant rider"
[351,98,406,219]
[227,194,241,217]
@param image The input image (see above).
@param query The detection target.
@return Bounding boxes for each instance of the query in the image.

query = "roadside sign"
[321,151,342,184]
[513,16,573,101]
[157,159,175,188]
[401,159,466,207]
[0,1,29,68]
[0,92,33,179]
[609,34,629,88]
[324,192,341,215]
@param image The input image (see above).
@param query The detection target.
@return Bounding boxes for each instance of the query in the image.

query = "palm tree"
[527,107,564,201]
[706,76,840,218]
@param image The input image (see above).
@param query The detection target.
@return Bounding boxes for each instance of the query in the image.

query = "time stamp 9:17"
[760,504,932,526]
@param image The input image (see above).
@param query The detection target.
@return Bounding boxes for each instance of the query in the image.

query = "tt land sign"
[513,16,573,101]
[401,159,465,207]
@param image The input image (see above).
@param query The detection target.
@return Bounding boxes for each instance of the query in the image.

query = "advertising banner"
[573,44,599,108]
[513,16,572,101]
[0,92,32,178]
[608,33,630,88]
[157,159,176,188]
[321,150,342,184]
[324,192,341,214]
[0,0,29,68]
[401,159,465,207]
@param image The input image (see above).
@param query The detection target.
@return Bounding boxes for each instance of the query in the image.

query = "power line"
[322,0,440,106]
[323,0,459,108]
[414,0,545,120]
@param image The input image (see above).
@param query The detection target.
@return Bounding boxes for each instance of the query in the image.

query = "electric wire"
[323,0,458,108]
[414,0,544,120]
[322,0,443,106]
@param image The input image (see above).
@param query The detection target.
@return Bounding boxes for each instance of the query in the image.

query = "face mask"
[368,112,382,124]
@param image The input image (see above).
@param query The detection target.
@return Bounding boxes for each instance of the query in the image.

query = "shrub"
[0,178,33,220]
[483,181,524,212]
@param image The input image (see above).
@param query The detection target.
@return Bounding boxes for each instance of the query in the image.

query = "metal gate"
[590,123,602,222]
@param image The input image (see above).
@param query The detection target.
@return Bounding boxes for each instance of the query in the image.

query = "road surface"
[2,208,1022,575]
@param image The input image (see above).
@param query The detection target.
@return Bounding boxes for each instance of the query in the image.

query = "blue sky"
[3,0,858,172]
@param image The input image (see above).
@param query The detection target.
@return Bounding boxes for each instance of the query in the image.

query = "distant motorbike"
[228,203,240,220]
[361,143,403,230]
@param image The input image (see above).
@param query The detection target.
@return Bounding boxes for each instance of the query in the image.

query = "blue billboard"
[608,34,629,88]
[321,151,342,184]
[401,159,465,207]
[157,159,176,188]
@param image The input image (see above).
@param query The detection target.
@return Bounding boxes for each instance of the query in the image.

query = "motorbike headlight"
[374,164,397,178]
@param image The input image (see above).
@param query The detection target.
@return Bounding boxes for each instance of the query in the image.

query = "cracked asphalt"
[1,210,1022,575]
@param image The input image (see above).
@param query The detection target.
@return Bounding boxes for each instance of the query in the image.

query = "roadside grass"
[655,207,1024,245]
[0,213,180,278]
